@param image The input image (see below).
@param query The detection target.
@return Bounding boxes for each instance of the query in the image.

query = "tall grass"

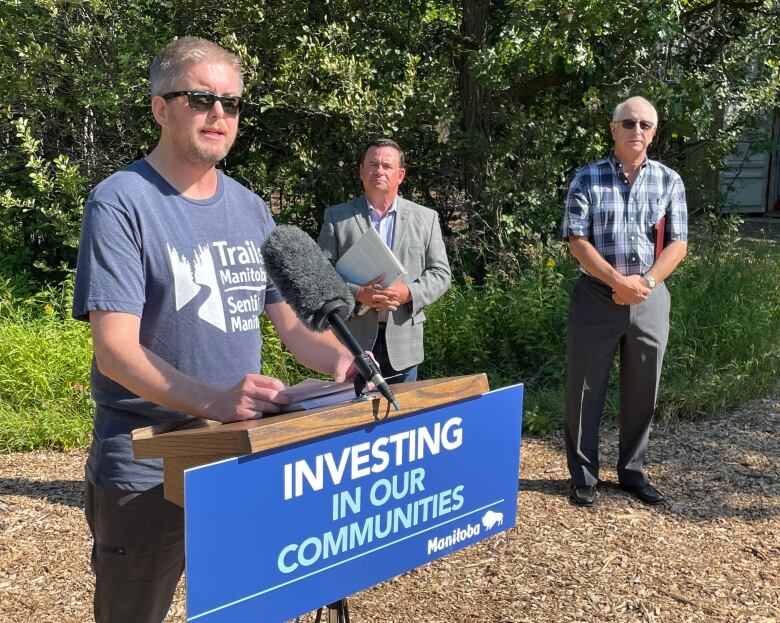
[0,275,312,451]
[423,233,780,432]
[0,274,93,450]
[1,231,779,449]
[660,237,780,418]
[0,318,93,450]
[421,245,575,432]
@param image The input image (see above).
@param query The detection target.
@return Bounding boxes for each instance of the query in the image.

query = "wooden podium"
[130,373,524,623]
[132,374,490,508]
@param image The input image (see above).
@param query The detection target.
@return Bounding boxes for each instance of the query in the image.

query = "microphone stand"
[307,303,399,622]
[315,301,399,410]
[353,369,403,402]
[352,370,372,402]
[313,598,350,623]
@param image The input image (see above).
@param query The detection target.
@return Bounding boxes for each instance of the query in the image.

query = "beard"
[175,128,235,166]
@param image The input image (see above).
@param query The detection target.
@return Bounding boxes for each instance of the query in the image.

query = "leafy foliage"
[0,0,779,444]
[0,273,93,450]
[1,0,778,279]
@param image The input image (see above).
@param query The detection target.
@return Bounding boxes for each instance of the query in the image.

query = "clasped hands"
[356,274,411,311]
[611,274,651,306]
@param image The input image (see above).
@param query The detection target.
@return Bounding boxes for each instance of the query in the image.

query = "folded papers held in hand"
[334,227,406,288]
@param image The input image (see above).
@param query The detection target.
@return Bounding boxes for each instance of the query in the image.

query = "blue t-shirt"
[73,159,281,490]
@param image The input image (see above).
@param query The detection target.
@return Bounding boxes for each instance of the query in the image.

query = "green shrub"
[2,232,780,448]
[425,244,576,384]
[421,244,576,433]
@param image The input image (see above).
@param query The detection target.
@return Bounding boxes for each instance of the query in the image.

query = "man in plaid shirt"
[561,96,688,507]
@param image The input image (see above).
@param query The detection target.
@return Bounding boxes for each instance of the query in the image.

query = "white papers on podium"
[278,379,356,412]
[335,227,407,287]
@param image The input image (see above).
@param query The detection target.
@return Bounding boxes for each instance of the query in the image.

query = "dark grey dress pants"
[564,275,670,487]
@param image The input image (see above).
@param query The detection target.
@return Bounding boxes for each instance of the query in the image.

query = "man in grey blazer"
[318,138,451,382]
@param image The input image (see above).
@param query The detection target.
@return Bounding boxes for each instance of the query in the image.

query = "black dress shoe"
[570,485,596,506]
[619,482,665,504]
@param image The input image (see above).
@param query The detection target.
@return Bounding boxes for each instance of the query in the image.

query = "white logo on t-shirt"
[166,241,268,334]
[167,244,227,332]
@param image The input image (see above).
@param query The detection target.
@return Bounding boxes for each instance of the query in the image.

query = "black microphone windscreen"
[261,225,355,331]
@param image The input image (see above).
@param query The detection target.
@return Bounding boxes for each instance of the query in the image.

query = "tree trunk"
[458,0,490,206]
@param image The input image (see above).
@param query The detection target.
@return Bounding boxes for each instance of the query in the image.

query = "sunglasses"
[615,119,655,131]
[162,91,246,115]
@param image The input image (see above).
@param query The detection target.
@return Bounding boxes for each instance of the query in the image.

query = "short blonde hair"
[150,36,243,96]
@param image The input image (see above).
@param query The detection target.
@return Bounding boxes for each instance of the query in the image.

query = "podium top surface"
[132,374,489,460]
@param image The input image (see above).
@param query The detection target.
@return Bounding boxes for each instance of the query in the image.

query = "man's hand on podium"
[202,374,291,422]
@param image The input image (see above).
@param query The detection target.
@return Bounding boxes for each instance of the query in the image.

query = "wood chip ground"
[1,392,778,623]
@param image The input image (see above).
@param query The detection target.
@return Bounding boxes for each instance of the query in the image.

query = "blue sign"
[184,384,523,622]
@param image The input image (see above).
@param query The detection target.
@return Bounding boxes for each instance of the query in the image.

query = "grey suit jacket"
[318,196,451,370]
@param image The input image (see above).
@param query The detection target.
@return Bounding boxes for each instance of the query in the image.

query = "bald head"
[613,96,658,125]
[609,96,658,162]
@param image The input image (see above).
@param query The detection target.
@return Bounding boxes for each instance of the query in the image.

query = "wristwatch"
[642,274,656,289]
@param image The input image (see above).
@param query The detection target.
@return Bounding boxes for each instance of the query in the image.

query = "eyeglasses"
[162,91,246,115]
[615,119,655,131]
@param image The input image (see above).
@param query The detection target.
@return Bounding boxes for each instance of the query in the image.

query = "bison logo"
[481,510,504,530]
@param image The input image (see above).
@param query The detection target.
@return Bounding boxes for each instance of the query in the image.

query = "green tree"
[0,0,777,282]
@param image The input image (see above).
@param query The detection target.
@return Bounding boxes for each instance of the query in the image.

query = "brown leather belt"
[377,321,387,330]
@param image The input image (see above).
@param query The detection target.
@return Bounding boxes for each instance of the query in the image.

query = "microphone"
[261,225,399,410]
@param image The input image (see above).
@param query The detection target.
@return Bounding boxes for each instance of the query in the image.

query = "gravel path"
[1,394,778,623]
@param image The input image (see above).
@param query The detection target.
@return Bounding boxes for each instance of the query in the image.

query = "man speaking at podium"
[72,37,355,623]
[318,138,451,383]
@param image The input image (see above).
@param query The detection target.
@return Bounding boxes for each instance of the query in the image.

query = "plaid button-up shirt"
[561,153,688,276]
